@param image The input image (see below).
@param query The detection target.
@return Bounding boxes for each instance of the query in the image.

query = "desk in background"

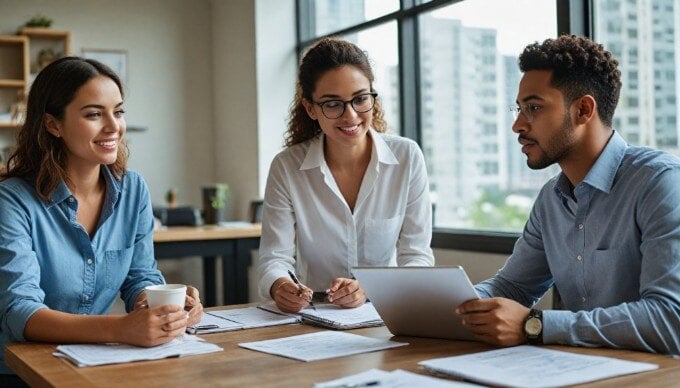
[153,224,261,307]
[5,304,680,387]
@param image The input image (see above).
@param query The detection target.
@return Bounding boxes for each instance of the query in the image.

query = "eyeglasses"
[509,103,542,123]
[312,93,378,119]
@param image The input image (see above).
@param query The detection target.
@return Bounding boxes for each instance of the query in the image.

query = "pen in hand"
[287,270,316,310]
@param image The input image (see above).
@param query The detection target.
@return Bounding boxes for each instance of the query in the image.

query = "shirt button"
[578,224,584,230]
[87,259,93,265]
[84,295,89,301]
[577,255,582,261]
[68,197,74,203]
[581,297,586,303]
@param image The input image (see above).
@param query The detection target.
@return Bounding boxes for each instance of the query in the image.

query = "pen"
[288,270,316,310]
[186,324,219,334]
[327,380,380,388]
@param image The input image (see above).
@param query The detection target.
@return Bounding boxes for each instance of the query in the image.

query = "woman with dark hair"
[258,38,434,313]
[0,57,202,382]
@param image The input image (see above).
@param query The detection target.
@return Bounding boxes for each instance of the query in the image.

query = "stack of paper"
[298,303,383,329]
[187,307,299,334]
[239,331,407,362]
[419,345,658,387]
[315,368,480,387]
[53,334,222,367]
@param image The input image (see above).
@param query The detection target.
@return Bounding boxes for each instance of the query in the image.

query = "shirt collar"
[553,131,626,196]
[299,129,399,170]
[580,131,626,194]
[45,166,123,208]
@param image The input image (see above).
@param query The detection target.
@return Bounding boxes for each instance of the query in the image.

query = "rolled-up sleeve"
[119,175,164,312]
[397,143,434,266]
[257,155,297,299]
[0,186,48,342]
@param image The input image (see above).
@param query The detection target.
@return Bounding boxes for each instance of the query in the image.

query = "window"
[595,0,679,150]
[298,1,576,252]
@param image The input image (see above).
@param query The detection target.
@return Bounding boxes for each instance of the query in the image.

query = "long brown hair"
[285,37,387,147]
[1,57,128,202]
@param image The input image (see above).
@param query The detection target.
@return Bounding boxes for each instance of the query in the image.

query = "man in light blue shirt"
[457,35,680,354]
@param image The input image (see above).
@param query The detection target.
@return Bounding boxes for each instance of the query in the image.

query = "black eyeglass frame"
[312,92,379,119]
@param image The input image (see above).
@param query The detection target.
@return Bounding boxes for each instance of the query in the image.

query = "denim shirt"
[476,132,680,354]
[0,167,164,374]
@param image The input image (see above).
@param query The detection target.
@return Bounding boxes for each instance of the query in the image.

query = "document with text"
[53,334,222,367]
[299,303,383,329]
[187,307,300,334]
[314,368,481,387]
[239,331,407,362]
[419,345,658,387]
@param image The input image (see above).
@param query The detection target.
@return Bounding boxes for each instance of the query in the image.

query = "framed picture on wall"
[82,48,128,84]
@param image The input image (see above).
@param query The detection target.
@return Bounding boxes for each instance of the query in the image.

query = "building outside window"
[298,0,680,249]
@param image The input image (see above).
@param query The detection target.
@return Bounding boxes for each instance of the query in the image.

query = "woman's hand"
[270,277,312,313]
[327,278,366,308]
[184,285,203,326]
[118,305,188,347]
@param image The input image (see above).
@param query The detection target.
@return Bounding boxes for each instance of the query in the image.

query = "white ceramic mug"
[145,284,187,309]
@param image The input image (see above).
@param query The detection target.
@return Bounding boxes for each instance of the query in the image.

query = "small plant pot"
[202,186,228,224]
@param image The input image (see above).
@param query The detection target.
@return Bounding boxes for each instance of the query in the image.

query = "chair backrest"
[249,200,264,223]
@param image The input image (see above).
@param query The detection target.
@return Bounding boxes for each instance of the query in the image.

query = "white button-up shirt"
[257,129,434,298]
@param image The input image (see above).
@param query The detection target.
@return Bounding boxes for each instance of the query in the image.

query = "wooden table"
[6,305,680,387]
[153,224,261,307]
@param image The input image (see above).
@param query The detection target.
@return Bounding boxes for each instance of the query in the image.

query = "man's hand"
[456,297,530,346]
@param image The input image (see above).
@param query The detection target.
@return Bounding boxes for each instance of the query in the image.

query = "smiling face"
[512,70,578,170]
[303,65,373,151]
[45,76,126,173]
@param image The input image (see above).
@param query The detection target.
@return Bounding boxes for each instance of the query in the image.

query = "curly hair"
[285,37,387,147]
[1,57,128,202]
[519,35,622,128]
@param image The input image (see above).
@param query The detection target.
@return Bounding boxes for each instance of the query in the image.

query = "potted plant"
[202,183,229,224]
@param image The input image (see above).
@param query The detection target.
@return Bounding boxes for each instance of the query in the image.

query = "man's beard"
[526,112,575,170]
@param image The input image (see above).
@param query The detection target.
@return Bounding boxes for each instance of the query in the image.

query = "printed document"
[187,307,299,334]
[239,331,407,362]
[314,368,481,387]
[53,334,222,367]
[419,345,658,387]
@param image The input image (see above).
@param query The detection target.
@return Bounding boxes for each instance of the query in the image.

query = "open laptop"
[352,266,479,341]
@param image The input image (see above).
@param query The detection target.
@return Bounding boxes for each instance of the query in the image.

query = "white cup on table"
[145,284,186,309]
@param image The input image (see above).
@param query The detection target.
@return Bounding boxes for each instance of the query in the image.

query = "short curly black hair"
[519,35,621,128]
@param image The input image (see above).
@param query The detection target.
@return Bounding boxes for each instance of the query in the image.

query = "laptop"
[352,266,479,341]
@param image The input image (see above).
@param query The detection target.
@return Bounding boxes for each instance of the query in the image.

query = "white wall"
[0,0,215,207]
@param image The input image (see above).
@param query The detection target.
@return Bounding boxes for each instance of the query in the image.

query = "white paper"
[53,334,222,367]
[299,303,383,329]
[187,311,244,334]
[239,331,407,362]
[419,345,659,387]
[315,368,480,387]
[187,307,299,334]
[209,307,299,329]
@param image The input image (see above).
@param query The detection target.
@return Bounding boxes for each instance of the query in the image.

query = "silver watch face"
[525,317,542,336]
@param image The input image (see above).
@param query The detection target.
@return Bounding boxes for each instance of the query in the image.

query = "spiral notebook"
[297,303,383,330]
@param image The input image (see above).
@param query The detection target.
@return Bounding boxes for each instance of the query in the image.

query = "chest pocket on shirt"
[362,216,402,264]
[104,246,134,290]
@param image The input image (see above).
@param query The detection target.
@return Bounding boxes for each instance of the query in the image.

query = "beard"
[526,112,576,170]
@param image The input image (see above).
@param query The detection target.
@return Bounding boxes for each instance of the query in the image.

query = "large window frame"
[296,0,592,253]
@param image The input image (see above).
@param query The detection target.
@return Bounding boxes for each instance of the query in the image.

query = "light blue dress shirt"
[476,132,680,354]
[0,167,165,374]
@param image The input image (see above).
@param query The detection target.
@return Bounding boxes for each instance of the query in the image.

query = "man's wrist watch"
[524,308,543,345]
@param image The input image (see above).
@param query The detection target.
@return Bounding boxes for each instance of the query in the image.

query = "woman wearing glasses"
[258,38,434,313]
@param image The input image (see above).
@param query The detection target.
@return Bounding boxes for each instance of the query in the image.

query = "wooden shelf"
[0,35,28,44]
[0,79,26,88]
[0,122,21,129]
[18,28,71,56]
